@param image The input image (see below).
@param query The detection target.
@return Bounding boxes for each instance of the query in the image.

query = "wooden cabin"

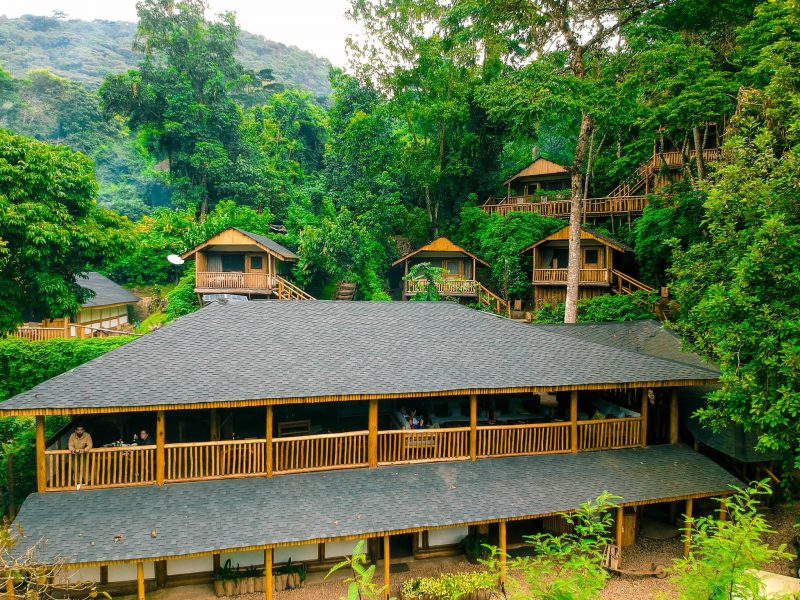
[392,237,488,300]
[15,272,139,340]
[3,303,739,599]
[181,227,312,301]
[522,225,651,309]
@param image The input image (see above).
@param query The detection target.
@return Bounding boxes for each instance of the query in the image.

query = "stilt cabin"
[522,225,652,310]
[393,237,488,300]
[181,227,312,301]
[2,302,741,599]
[14,272,139,341]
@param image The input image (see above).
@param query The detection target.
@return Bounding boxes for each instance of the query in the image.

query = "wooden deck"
[42,418,643,491]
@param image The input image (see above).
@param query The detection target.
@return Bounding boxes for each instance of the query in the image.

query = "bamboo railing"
[476,283,509,315]
[611,269,654,294]
[273,275,315,300]
[196,272,273,290]
[13,327,68,341]
[166,439,267,482]
[533,268,609,284]
[476,422,572,457]
[405,278,478,296]
[577,418,641,451]
[273,431,368,474]
[45,447,156,490]
[481,196,647,218]
[377,428,470,464]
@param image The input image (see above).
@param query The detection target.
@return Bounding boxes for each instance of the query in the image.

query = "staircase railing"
[611,269,654,294]
[273,275,315,300]
[476,283,509,316]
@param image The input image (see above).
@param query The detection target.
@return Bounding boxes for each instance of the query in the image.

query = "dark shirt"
[137,436,156,446]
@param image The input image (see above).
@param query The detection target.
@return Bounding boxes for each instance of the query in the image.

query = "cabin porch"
[36,387,685,493]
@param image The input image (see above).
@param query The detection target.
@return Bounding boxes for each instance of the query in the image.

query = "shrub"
[165,271,198,320]
[400,571,496,599]
[531,291,658,323]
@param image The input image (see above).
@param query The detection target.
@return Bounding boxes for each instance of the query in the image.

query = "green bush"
[400,571,496,599]
[531,291,658,323]
[165,271,199,321]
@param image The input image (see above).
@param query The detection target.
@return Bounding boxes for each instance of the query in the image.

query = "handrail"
[273,430,370,443]
[611,269,653,294]
[12,327,68,341]
[476,283,509,316]
[405,278,478,296]
[196,271,273,290]
[273,274,315,300]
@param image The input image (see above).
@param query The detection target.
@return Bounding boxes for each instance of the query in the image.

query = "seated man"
[135,429,156,445]
[68,425,93,486]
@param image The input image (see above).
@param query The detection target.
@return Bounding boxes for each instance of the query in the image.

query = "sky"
[2,0,356,66]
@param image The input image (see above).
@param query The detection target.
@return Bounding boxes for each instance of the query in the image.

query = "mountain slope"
[0,14,332,97]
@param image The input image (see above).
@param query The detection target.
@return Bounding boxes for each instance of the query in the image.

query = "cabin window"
[464,261,473,279]
[249,256,263,270]
[549,249,569,269]
[220,254,245,272]
[445,260,461,277]
[584,249,600,265]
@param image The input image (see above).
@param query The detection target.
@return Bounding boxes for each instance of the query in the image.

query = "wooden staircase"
[476,283,509,316]
[273,275,315,300]
[333,281,357,301]
[610,270,654,294]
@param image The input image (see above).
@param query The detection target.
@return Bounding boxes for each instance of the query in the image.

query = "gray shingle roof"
[0,302,720,414]
[78,272,140,308]
[536,320,718,372]
[14,445,740,565]
[233,228,298,260]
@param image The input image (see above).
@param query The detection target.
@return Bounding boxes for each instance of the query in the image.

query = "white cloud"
[2,0,356,65]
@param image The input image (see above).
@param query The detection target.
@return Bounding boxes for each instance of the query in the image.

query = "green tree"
[670,481,792,600]
[0,130,132,333]
[404,262,445,301]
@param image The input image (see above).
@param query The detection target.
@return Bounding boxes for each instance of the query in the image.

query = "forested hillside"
[0,14,332,97]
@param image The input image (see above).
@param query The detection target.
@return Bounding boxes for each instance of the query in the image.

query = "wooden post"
[719,496,728,522]
[499,520,507,587]
[156,411,165,486]
[5,576,15,600]
[383,534,391,599]
[683,498,693,557]
[210,409,219,441]
[368,399,378,468]
[669,388,679,444]
[570,391,578,453]
[137,562,145,600]
[469,394,478,461]
[266,405,273,478]
[35,416,46,493]
[264,549,273,600]
[615,506,624,568]
[640,389,649,448]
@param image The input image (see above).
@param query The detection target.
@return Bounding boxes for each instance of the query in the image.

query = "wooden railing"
[13,327,68,341]
[196,271,273,290]
[165,439,267,482]
[378,428,470,464]
[476,422,572,457]
[405,278,478,297]
[481,195,647,218]
[273,275,315,300]
[611,269,654,294]
[533,268,610,284]
[577,418,641,450]
[274,431,368,473]
[476,283,509,315]
[45,447,156,491]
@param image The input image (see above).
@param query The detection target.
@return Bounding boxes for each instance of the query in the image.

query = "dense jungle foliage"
[0,0,798,499]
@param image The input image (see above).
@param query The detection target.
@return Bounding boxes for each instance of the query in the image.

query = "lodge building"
[3,301,739,599]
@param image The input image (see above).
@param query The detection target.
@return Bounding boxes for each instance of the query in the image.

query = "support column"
[35,416,46,493]
[570,391,578,453]
[264,549,273,600]
[469,394,478,461]
[383,534,391,599]
[719,496,728,522]
[136,562,145,600]
[156,411,165,486]
[640,389,649,448]
[498,521,507,587]
[6,576,16,600]
[266,405,273,478]
[669,388,679,444]
[683,498,694,557]
[210,408,220,441]
[368,399,378,468]
[615,506,624,568]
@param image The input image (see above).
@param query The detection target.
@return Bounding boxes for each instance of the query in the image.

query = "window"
[584,249,600,265]
[551,249,569,268]
[446,260,460,276]
[220,254,245,272]
[249,255,263,270]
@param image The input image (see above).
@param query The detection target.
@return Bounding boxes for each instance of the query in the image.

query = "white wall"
[167,555,215,576]
[324,539,365,559]
[53,566,102,585]
[221,550,264,568]
[274,543,318,564]
[107,562,155,583]
[428,526,469,548]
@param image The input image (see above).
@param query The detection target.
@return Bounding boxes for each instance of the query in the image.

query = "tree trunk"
[693,126,705,180]
[564,113,593,323]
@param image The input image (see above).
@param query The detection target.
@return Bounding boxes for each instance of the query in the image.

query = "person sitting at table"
[135,429,156,445]
[68,425,93,486]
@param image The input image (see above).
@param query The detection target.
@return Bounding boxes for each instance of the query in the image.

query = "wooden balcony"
[481,195,647,218]
[533,268,610,286]
[404,278,478,297]
[41,418,642,491]
[195,271,274,292]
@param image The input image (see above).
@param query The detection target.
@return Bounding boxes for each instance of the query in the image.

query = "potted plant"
[277,557,306,590]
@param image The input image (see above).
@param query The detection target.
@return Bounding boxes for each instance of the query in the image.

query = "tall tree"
[0,130,131,333]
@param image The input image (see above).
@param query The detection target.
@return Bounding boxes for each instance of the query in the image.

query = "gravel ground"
[118,502,799,600]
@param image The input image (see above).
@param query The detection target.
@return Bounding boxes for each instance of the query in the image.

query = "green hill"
[0,14,332,97]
